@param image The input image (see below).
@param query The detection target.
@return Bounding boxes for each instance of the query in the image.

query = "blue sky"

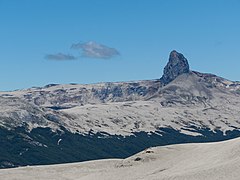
[1,0,240,91]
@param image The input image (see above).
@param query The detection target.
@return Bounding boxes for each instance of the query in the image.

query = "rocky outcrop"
[160,50,190,84]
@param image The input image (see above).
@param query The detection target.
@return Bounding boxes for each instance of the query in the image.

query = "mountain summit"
[160,50,190,84]
[1,51,240,168]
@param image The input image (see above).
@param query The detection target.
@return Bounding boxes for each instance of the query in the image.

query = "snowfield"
[1,72,240,137]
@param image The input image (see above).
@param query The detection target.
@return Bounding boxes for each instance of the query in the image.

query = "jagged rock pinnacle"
[160,50,190,84]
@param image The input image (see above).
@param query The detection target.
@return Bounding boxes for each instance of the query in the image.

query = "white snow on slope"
[60,97,240,136]
[1,73,240,136]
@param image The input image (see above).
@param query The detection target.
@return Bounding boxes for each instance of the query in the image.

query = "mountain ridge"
[1,50,240,136]
[1,50,240,168]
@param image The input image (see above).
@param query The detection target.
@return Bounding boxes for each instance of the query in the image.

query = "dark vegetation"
[0,126,240,169]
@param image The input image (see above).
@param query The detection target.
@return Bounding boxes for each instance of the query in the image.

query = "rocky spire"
[160,50,190,84]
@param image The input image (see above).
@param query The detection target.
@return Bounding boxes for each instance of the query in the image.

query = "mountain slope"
[1,137,240,180]
[1,50,240,168]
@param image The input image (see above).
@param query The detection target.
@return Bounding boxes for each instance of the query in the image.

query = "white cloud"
[71,41,120,59]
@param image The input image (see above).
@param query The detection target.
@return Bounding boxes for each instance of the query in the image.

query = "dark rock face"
[161,50,190,84]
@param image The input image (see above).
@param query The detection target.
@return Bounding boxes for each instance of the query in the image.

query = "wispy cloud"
[71,41,120,59]
[45,53,77,61]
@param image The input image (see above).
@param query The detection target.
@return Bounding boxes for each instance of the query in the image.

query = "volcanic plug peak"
[160,50,190,84]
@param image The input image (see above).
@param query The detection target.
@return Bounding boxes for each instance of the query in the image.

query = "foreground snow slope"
[1,137,240,180]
